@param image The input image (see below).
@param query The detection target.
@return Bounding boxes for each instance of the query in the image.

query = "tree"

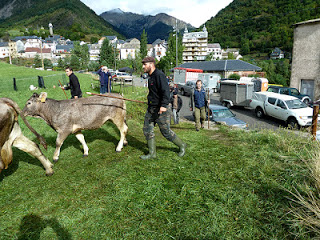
[99,38,114,68]
[34,54,42,68]
[43,59,52,69]
[90,36,98,44]
[70,54,80,70]
[158,32,183,74]
[140,29,148,59]
[72,42,89,70]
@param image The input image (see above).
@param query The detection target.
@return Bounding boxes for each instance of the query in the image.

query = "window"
[267,97,277,105]
[277,100,286,109]
[280,88,289,95]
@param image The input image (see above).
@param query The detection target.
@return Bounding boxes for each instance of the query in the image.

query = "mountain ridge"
[100,8,194,43]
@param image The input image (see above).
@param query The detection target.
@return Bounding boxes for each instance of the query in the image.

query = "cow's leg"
[13,134,54,176]
[53,132,69,162]
[114,120,128,152]
[75,132,89,157]
[1,140,13,170]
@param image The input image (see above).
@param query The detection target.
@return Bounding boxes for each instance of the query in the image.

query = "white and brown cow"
[0,98,54,176]
[22,92,128,162]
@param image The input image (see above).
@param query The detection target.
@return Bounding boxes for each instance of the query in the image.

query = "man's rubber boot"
[172,136,186,157]
[140,138,156,160]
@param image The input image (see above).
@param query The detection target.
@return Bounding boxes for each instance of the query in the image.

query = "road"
[132,76,288,131]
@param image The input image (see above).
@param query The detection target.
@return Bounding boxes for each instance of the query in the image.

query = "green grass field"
[0,62,318,239]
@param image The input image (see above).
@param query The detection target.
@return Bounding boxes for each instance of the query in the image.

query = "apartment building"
[182,26,208,63]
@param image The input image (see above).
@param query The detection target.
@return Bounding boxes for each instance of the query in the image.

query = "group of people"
[61,56,209,159]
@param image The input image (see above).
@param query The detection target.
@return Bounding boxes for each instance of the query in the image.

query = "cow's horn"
[38,92,47,103]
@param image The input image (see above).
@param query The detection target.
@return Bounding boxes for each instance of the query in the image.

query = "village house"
[0,42,9,59]
[182,26,208,63]
[207,43,222,60]
[23,47,52,59]
[290,18,320,101]
[149,39,167,61]
[221,48,242,60]
[119,38,140,60]
[270,47,284,59]
[89,44,101,61]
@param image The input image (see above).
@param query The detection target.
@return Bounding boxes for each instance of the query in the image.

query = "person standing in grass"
[141,56,186,160]
[63,67,82,99]
[97,66,108,94]
[190,80,209,131]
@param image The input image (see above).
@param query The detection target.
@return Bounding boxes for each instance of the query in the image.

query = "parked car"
[178,81,196,96]
[208,104,248,129]
[250,91,316,128]
[267,86,311,105]
[178,81,208,96]
[112,72,133,82]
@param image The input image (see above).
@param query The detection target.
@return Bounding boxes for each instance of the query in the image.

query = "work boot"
[140,138,156,160]
[172,136,186,157]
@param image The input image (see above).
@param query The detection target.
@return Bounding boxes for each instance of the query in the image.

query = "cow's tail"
[1,98,47,150]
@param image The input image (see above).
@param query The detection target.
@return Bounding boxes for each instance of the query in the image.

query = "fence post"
[13,78,17,91]
[38,76,45,88]
[312,104,319,140]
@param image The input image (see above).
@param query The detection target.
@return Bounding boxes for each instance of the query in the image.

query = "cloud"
[81,0,232,27]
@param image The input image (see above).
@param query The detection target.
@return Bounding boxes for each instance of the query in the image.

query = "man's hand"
[159,107,167,114]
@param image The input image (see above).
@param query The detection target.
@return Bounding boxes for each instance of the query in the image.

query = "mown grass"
[0,62,318,239]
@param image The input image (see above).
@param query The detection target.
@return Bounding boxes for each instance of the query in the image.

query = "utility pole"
[175,19,178,67]
[40,37,44,70]
[173,19,179,67]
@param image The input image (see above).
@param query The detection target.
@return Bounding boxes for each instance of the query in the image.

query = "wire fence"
[0,73,67,93]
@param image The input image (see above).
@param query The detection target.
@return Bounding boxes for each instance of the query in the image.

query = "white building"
[0,42,9,58]
[182,26,208,63]
[89,44,101,61]
[149,39,167,61]
[119,38,140,60]
[207,43,222,60]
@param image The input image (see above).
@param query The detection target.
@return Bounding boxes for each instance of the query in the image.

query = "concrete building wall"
[291,19,320,101]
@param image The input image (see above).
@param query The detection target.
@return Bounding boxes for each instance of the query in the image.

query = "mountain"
[204,0,320,55]
[100,9,194,43]
[0,0,123,41]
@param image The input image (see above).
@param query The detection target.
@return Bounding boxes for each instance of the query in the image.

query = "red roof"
[174,67,203,73]
[25,47,51,53]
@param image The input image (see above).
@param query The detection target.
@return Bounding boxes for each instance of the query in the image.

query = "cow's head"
[22,92,47,117]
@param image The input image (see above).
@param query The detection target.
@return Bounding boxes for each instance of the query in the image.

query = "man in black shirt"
[141,56,186,160]
[63,67,82,99]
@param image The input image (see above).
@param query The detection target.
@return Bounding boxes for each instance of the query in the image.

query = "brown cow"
[22,92,128,162]
[0,98,54,176]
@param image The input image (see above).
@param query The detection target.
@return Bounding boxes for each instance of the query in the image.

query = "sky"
[80,0,233,28]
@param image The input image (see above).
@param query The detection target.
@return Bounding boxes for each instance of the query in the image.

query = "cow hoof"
[115,150,121,153]
[53,158,59,163]
[46,170,54,176]
[83,154,88,158]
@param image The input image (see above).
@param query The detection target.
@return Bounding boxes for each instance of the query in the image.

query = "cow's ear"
[32,92,39,98]
[38,92,47,103]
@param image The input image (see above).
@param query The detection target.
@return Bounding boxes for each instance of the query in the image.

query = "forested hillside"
[0,0,123,41]
[204,0,320,55]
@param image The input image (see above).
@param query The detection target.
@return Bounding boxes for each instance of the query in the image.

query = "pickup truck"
[249,92,315,128]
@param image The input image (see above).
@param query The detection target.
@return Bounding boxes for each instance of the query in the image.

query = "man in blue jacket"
[141,56,186,160]
[190,80,210,131]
